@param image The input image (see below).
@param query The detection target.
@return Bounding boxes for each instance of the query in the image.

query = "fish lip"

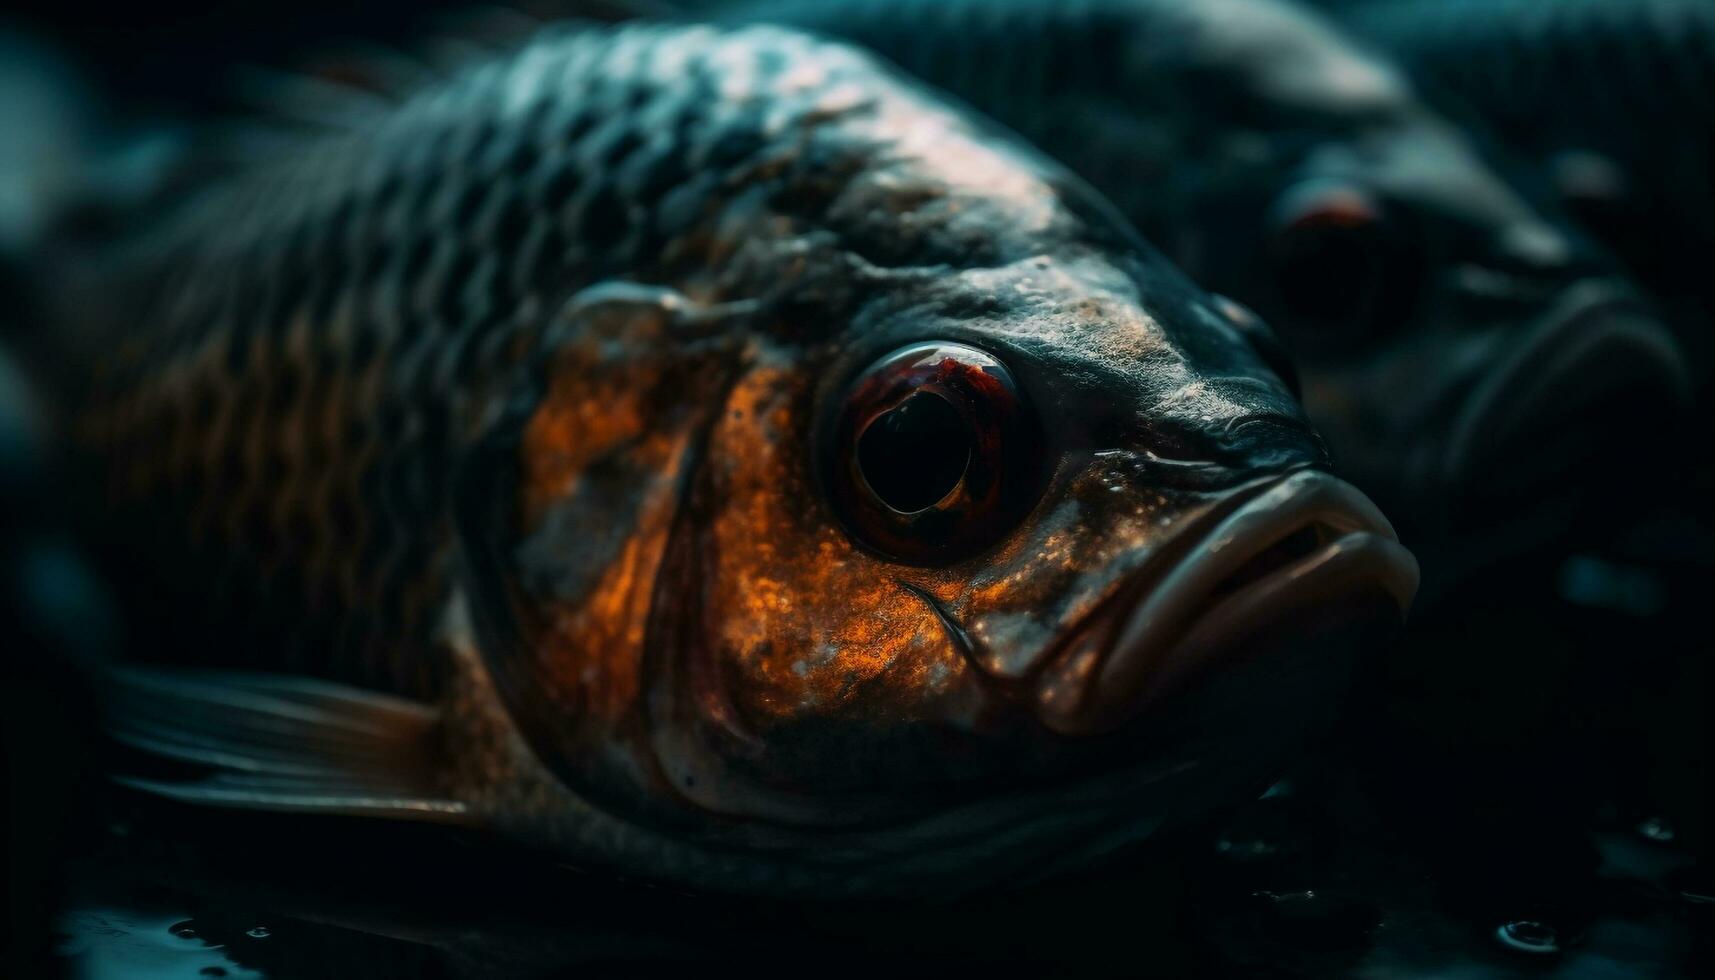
[1036,469,1419,736]
[1439,282,1690,505]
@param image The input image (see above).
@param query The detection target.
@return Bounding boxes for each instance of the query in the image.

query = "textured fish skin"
[731,0,1430,248]
[723,0,1690,584]
[39,23,1424,894]
[1337,0,1715,368]
[58,19,1296,689]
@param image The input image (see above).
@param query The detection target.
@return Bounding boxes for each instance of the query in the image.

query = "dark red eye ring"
[1267,182,1417,337]
[827,342,1043,565]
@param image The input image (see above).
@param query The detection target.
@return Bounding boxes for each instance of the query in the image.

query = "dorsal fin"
[228,65,401,132]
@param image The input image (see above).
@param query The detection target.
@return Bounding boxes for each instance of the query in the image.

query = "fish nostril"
[1215,293,1302,399]
[1120,412,1324,477]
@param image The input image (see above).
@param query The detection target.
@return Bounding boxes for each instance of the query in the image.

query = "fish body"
[722,0,1691,586]
[1335,0,1715,378]
[43,23,1416,895]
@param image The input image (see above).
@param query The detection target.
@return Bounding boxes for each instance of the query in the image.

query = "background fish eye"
[1266,181,1421,340]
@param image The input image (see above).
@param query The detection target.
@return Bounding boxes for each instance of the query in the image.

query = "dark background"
[3,1,1710,977]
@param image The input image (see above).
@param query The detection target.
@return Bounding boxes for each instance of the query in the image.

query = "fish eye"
[1267,183,1415,338]
[828,342,1043,565]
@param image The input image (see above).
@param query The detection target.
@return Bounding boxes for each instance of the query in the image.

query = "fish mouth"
[1036,470,1418,736]
[1441,285,1689,511]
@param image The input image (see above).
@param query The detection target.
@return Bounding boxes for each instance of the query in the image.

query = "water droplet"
[168,921,198,940]
[244,926,270,939]
[1635,816,1675,843]
[1215,837,1279,861]
[1212,790,1309,870]
[1494,920,1561,955]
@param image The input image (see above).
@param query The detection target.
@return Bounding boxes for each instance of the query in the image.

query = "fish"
[1334,0,1715,383]
[718,0,1692,591]
[35,22,1418,896]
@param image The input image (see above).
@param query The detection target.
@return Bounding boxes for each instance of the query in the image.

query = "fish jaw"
[1439,284,1691,516]
[1036,469,1418,735]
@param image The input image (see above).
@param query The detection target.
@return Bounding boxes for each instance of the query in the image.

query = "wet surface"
[58,908,266,980]
[27,467,1715,979]
[45,757,1706,978]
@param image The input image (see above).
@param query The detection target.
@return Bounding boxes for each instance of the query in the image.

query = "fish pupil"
[857,391,973,514]
[1267,184,1411,337]
[1275,221,1384,325]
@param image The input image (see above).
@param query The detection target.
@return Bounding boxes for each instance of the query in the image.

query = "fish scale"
[63,23,939,697]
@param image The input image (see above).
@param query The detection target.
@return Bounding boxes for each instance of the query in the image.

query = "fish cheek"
[453,316,746,811]
[690,359,982,784]
[958,455,1198,679]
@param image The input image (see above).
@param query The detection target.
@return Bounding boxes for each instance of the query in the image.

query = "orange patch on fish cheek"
[954,459,1211,669]
[537,526,660,720]
[521,362,655,523]
[514,341,708,725]
[699,364,969,727]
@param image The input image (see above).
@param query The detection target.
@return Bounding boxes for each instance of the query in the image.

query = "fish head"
[661,247,1420,834]
[1134,4,1691,585]
[1191,124,1688,585]
[458,31,1417,891]
[498,232,1418,886]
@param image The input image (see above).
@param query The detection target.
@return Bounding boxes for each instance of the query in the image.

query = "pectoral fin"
[103,667,471,822]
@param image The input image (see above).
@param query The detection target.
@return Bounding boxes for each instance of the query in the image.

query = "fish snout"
[1441,284,1691,511]
[1036,470,1418,736]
